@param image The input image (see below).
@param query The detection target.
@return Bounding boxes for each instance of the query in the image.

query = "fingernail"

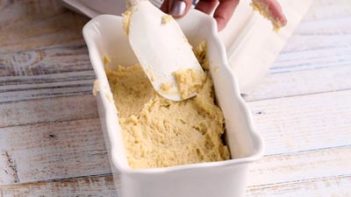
[171,1,186,17]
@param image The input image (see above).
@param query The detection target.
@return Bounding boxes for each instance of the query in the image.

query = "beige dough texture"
[173,68,207,99]
[106,44,230,169]
[251,0,285,30]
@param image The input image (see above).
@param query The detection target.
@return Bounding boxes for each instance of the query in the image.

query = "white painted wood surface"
[0,0,351,196]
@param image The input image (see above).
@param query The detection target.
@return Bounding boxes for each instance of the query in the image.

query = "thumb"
[161,0,193,18]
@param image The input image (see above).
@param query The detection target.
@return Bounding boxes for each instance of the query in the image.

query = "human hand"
[161,0,287,31]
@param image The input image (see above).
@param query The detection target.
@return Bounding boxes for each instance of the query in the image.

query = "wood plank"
[0,45,92,77]
[283,17,351,54]
[0,175,117,197]
[304,0,351,21]
[0,71,94,103]
[247,146,351,186]
[247,175,351,197]
[0,42,95,103]
[243,64,351,102]
[0,0,94,102]
[0,119,110,185]
[1,174,350,197]
[242,0,351,101]
[0,0,88,53]
[0,95,98,127]
[0,82,92,103]
[248,90,351,155]
[243,16,351,101]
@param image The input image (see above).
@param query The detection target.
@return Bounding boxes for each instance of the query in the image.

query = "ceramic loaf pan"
[83,11,263,197]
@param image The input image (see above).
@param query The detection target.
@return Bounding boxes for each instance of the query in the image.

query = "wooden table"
[1,0,350,196]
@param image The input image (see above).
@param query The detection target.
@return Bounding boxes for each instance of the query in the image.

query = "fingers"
[160,0,171,12]
[161,0,239,31]
[161,0,286,32]
[161,0,193,18]
[213,0,240,31]
[195,0,218,14]
[256,0,287,27]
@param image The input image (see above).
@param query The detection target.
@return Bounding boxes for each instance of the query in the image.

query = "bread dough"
[122,8,132,35]
[106,42,229,169]
[161,14,173,25]
[106,63,230,169]
[173,68,207,99]
[251,0,285,30]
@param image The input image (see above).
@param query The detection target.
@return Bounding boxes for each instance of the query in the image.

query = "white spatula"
[126,0,205,101]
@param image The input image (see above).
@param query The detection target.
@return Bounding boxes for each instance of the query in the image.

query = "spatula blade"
[128,1,204,101]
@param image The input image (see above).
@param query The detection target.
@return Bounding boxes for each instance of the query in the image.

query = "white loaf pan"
[83,11,263,197]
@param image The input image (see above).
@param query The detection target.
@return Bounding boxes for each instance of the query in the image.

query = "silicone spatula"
[126,0,205,101]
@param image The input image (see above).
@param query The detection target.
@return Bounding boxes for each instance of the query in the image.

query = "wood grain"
[249,90,351,155]
[0,95,98,127]
[1,174,350,197]
[0,79,92,103]
[0,175,117,197]
[0,45,91,77]
[247,175,351,197]
[0,32,94,103]
[0,118,110,185]
[0,0,88,54]
[0,0,94,104]
[304,0,351,21]
[244,10,351,101]
[248,145,351,186]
